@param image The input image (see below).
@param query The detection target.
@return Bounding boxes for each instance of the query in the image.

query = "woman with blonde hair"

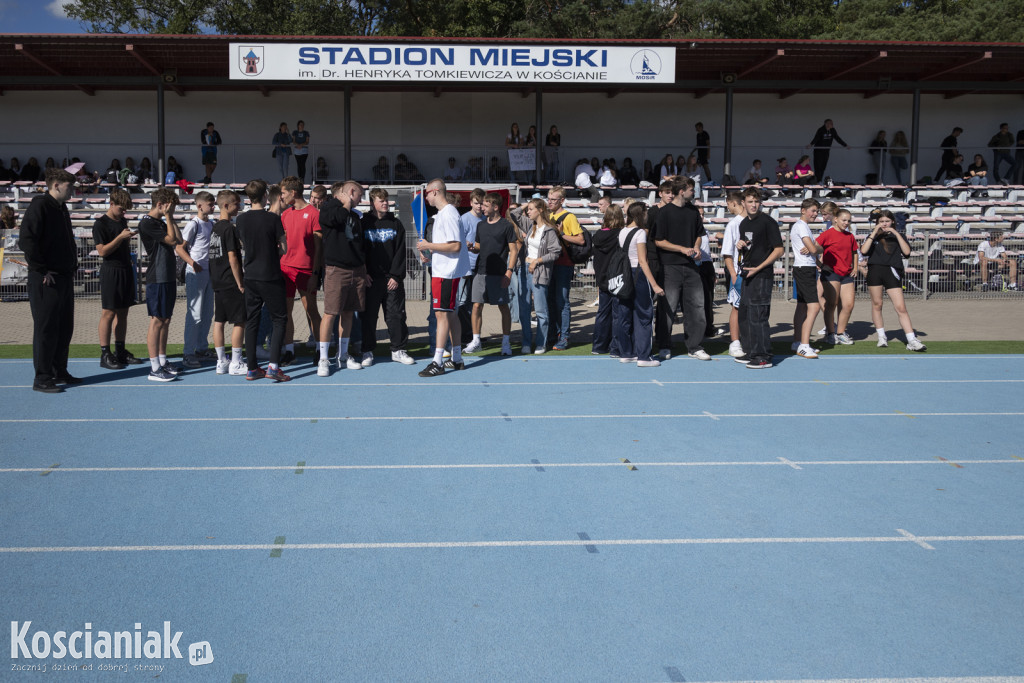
[520,198,563,354]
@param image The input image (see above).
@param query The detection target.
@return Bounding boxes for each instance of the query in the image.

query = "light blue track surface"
[1,355,1022,682]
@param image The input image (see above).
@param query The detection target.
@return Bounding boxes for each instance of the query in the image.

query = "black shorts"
[100,265,136,310]
[202,151,218,165]
[792,266,818,304]
[145,282,176,319]
[214,287,246,324]
[866,264,903,290]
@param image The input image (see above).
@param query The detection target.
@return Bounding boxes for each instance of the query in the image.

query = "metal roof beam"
[825,51,887,80]
[126,44,184,96]
[737,49,784,79]
[919,51,991,80]
[15,43,94,96]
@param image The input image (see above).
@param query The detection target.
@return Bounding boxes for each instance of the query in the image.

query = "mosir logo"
[10,621,212,668]
[630,50,661,80]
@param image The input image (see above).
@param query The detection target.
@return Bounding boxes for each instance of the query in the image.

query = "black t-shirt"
[92,214,132,269]
[209,219,241,291]
[475,217,517,276]
[237,210,284,282]
[866,233,904,268]
[138,215,175,285]
[650,202,706,268]
[738,212,783,281]
[941,135,958,155]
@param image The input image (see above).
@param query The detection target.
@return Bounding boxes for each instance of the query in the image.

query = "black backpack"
[601,228,640,300]
[554,211,593,264]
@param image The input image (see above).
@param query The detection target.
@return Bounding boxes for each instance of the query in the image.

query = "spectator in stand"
[0,204,15,233]
[793,155,815,185]
[683,154,706,193]
[966,154,989,186]
[775,157,794,184]
[619,157,640,186]
[947,154,965,183]
[166,156,183,179]
[372,156,390,183]
[139,157,153,182]
[200,121,221,184]
[465,157,484,182]
[315,156,329,184]
[506,123,522,149]
[643,160,658,186]
[9,157,21,179]
[544,125,561,182]
[659,153,676,180]
[889,131,909,185]
[807,118,849,180]
[861,209,926,350]
[692,122,712,180]
[525,125,538,148]
[0,159,11,182]
[442,157,463,182]
[272,122,292,180]
[488,156,507,182]
[975,230,1018,290]
[988,123,1015,184]
[292,120,310,183]
[124,156,137,174]
[104,158,122,184]
[43,157,57,177]
[868,130,887,183]
[20,157,42,182]
[599,160,618,188]
[574,157,595,181]
[934,127,962,183]
[1015,128,1024,185]
[394,153,423,182]
[741,159,769,185]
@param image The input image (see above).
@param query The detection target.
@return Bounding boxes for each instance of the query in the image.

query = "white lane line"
[675,678,1024,683]
[897,528,936,550]
[2,378,1023,389]
[3,411,1022,423]
[2,532,1022,553]
[2,458,1022,473]
[702,410,720,421]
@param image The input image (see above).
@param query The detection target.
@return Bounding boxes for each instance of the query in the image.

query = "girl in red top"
[816,208,858,344]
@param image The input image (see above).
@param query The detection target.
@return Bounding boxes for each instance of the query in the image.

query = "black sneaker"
[100,352,125,370]
[443,359,465,371]
[161,363,182,377]
[418,361,445,378]
[733,354,751,364]
[33,380,63,394]
[280,350,295,367]
[746,358,773,369]
[54,371,83,384]
[117,349,144,365]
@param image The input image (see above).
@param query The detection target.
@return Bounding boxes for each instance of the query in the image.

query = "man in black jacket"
[361,187,413,366]
[807,119,849,180]
[19,168,79,393]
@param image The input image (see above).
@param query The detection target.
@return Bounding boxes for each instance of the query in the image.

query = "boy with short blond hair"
[94,187,142,370]
[179,190,216,367]
[719,191,746,357]
[210,190,246,375]
[138,187,183,381]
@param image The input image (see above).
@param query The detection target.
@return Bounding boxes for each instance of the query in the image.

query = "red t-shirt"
[816,227,858,277]
[279,204,320,272]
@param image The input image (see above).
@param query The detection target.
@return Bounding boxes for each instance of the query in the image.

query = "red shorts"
[281,264,313,298]
[431,276,460,312]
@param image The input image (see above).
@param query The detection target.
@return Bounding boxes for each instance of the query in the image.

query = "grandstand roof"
[1,34,1023,97]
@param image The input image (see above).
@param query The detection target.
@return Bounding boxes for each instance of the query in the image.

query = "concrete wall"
[1,88,1020,184]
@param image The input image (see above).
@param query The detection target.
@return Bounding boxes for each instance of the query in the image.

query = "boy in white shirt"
[178,191,216,368]
[790,199,824,358]
[719,192,746,357]
[975,230,1018,290]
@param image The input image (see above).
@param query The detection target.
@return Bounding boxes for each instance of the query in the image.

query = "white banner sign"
[507,148,536,172]
[230,43,675,84]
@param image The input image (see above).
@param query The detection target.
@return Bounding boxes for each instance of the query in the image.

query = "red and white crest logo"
[239,46,264,76]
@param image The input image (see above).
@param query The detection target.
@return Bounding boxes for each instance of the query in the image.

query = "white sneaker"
[835,332,854,345]
[346,355,362,370]
[619,356,638,363]
[360,352,374,368]
[796,344,819,359]
[906,338,927,352]
[534,347,546,355]
[464,338,482,353]
[817,326,827,336]
[216,359,230,374]
[391,350,415,365]
[442,348,452,359]
[877,337,888,348]
[688,349,712,361]
[500,340,512,356]
[728,340,745,357]
[317,358,332,377]
[658,349,672,361]
[637,359,661,367]
[228,362,246,376]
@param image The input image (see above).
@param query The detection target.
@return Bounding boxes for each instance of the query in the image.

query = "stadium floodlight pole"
[723,85,734,181]
[910,88,921,185]
[156,79,165,186]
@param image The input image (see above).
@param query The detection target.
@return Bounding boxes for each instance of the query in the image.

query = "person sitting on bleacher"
[619,158,640,186]
[965,154,989,186]
[742,159,769,185]
[975,230,1018,291]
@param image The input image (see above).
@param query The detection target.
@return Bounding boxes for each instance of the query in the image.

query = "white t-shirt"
[791,219,817,267]
[618,226,647,267]
[460,211,482,274]
[974,240,1005,265]
[526,225,550,260]
[599,168,617,187]
[720,214,743,261]
[181,217,214,271]
[430,204,469,279]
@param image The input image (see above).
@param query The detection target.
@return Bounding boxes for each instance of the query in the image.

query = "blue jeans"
[550,264,573,345]
[992,150,1014,183]
[183,267,213,355]
[276,152,290,180]
[530,279,550,351]
[890,155,907,185]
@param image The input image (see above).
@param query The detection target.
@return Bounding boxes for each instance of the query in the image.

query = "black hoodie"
[361,211,407,280]
[318,197,366,268]
[591,227,622,284]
